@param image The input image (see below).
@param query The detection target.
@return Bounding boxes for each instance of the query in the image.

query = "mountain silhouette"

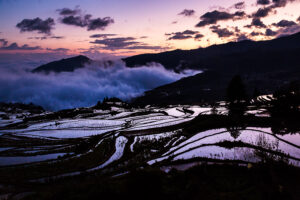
[124,32,300,73]
[32,55,92,73]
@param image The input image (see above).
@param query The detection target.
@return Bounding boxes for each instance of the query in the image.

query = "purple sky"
[0,0,300,58]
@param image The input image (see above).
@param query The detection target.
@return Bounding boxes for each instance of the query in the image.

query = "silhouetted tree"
[269,81,300,134]
[270,81,300,117]
[226,75,247,116]
[226,75,247,103]
[226,126,242,139]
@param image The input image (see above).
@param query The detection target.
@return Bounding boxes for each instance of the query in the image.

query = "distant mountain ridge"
[123,32,300,73]
[32,55,92,73]
[129,32,300,105]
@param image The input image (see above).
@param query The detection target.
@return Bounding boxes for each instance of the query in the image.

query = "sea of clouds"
[0,54,201,110]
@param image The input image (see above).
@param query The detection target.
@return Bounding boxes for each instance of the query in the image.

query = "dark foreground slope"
[32,55,91,73]
[129,33,300,105]
[27,165,300,200]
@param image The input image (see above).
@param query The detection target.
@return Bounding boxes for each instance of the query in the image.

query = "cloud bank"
[0,60,201,111]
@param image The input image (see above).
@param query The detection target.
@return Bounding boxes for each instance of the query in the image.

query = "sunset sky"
[1,0,300,58]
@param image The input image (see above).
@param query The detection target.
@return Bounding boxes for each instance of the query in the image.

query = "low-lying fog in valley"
[0,57,201,110]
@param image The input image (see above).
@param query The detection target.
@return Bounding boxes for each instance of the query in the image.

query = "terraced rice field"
[0,102,299,184]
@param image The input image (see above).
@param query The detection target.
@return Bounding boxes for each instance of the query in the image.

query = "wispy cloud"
[246,18,267,28]
[58,7,114,31]
[178,9,195,17]
[90,36,169,51]
[27,36,64,40]
[265,28,277,36]
[233,2,245,9]
[195,10,245,27]
[272,19,297,27]
[46,48,69,52]
[0,39,8,47]
[90,34,117,38]
[166,30,202,40]
[210,25,234,38]
[16,18,55,35]
[0,42,41,50]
